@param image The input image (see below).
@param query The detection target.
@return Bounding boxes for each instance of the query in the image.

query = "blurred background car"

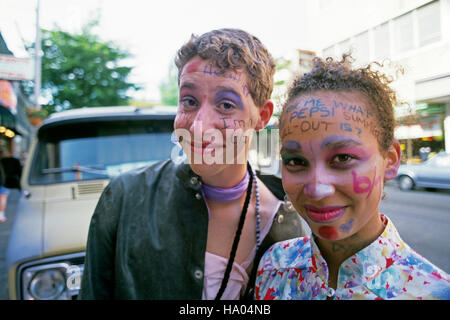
[6,106,177,300]
[396,151,450,191]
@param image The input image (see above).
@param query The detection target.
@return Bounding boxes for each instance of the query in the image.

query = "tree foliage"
[159,62,178,106]
[25,20,140,114]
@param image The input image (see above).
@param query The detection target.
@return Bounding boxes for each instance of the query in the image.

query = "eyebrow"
[280,140,302,153]
[179,82,196,91]
[321,135,363,149]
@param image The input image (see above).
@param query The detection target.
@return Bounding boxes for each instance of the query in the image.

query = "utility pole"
[34,0,41,110]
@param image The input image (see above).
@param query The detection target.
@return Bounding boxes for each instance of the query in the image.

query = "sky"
[0,0,312,102]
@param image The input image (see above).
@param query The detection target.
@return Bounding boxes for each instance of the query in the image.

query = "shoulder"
[106,159,178,193]
[259,236,312,271]
[92,160,177,223]
[390,247,450,299]
[256,171,284,200]
[254,237,312,300]
[366,240,450,299]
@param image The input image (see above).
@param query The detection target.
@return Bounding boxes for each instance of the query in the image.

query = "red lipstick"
[305,205,346,223]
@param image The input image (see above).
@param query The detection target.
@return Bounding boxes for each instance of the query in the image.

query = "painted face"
[280,90,389,241]
[174,57,261,178]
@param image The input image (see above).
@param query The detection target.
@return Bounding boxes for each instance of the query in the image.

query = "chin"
[189,162,225,178]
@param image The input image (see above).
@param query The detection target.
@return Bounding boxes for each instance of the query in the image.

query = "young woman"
[79,28,306,300]
[255,55,450,300]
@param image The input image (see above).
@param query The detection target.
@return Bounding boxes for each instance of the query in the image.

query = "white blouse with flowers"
[255,215,450,300]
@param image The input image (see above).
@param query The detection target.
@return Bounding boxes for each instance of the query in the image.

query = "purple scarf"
[201,171,250,202]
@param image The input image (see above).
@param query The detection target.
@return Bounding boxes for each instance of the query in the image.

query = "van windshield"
[29,119,175,185]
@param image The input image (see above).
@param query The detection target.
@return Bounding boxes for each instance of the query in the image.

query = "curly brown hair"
[175,28,276,107]
[282,54,401,151]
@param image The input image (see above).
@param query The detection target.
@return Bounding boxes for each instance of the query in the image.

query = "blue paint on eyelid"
[282,140,302,150]
[214,90,244,110]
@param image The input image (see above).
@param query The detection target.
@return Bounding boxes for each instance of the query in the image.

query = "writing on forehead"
[281,97,380,140]
[287,98,373,123]
[203,63,250,97]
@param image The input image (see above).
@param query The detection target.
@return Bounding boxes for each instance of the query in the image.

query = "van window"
[30,119,174,185]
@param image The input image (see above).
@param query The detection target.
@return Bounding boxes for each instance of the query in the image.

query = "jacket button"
[194,269,203,280]
[277,214,284,224]
[195,193,202,200]
[190,176,200,185]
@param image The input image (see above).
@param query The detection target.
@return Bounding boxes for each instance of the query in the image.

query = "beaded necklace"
[201,163,261,300]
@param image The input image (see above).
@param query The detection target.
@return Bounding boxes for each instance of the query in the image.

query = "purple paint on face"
[321,135,364,149]
[339,218,354,233]
[214,90,244,110]
[281,140,302,151]
[324,146,373,162]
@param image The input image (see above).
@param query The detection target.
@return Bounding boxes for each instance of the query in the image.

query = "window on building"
[323,45,335,59]
[338,39,351,56]
[417,0,441,46]
[374,22,390,60]
[394,12,414,53]
[319,0,335,9]
[353,31,369,65]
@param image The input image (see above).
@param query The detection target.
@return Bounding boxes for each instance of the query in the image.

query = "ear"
[255,99,274,131]
[384,140,402,181]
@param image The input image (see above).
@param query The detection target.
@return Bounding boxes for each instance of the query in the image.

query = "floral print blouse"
[255,215,450,300]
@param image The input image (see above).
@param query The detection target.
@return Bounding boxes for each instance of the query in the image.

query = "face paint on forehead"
[281,140,302,151]
[320,135,363,148]
[185,60,203,74]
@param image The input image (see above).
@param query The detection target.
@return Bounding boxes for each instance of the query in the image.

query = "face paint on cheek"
[352,167,382,199]
[338,218,354,233]
[318,226,338,240]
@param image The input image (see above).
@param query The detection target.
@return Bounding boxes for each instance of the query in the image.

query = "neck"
[316,212,385,271]
[200,163,248,189]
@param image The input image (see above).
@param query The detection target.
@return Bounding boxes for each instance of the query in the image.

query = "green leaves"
[36,22,140,114]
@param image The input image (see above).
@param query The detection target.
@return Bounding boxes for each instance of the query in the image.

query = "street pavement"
[380,181,450,274]
[0,182,448,300]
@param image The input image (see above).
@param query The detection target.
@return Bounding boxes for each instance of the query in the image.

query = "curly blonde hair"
[175,28,276,107]
[283,54,401,151]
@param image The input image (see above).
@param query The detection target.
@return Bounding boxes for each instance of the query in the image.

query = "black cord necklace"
[215,162,254,300]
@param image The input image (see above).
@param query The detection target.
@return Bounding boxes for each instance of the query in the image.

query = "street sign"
[0,54,34,81]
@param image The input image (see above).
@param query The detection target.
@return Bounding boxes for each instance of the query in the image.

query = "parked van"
[6,106,177,299]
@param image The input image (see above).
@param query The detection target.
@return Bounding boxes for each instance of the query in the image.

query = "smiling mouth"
[304,205,347,223]
[188,141,225,153]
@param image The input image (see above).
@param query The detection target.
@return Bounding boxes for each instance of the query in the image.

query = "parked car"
[6,106,177,300]
[396,151,450,191]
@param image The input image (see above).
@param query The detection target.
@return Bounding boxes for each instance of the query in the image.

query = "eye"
[179,96,198,109]
[281,154,309,171]
[218,101,237,112]
[330,154,357,167]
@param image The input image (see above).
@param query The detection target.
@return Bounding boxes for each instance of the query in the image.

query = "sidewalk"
[0,189,21,300]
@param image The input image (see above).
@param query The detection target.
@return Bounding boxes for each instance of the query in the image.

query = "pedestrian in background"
[255,54,450,300]
[0,149,12,223]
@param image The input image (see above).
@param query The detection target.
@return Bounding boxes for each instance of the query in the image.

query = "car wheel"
[399,176,414,191]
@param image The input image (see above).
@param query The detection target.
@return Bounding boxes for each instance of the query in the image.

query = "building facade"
[0,32,35,158]
[300,0,450,162]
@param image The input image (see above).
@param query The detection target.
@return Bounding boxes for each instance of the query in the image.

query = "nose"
[190,96,214,134]
[304,182,335,200]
